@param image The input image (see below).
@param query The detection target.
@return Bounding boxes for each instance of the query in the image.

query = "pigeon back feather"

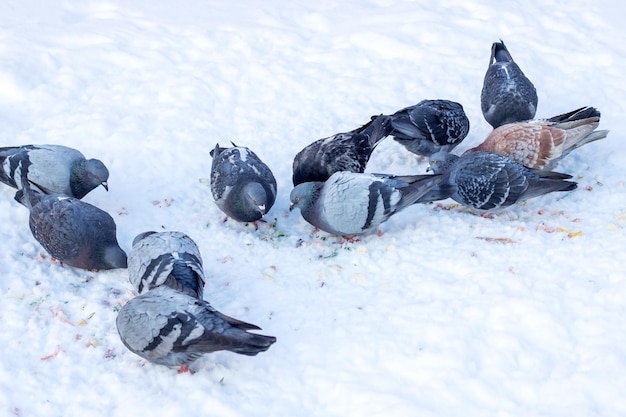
[128,231,205,299]
[390,99,470,156]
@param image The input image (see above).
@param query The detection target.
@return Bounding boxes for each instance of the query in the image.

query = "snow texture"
[0,1,624,416]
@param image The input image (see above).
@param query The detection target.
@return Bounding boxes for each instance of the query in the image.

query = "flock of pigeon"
[287,41,608,235]
[0,144,277,371]
[0,40,609,371]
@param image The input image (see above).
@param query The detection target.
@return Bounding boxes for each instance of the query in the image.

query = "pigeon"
[17,173,127,270]
[210,143,277,223]
[0,144,109,202]
[388,100,470,157]
[481,40,538,128]
[417,150,577,211]
[292,114,393,186]
[466,106,609,170]
[116,286,277,368]
[289,171,443,236]
[128,231,205,299]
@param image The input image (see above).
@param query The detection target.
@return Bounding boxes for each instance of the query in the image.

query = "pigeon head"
[289,181,323,215]
[70,158,110,198]
[102,244,128,269]
[243,182,269,216]
[85,159,110,189]
[427,151,459,174]
[73,225,127,270]
[226,181,270,222]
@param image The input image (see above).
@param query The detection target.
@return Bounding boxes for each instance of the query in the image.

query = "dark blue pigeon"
[481,40,538,128]
[292,114,393,186]
[18,172,126,270]
[388,100,470,157]
[210,143,277,223]
[417,150,577,210]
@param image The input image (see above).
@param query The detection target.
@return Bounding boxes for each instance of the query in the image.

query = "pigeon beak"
[289,202,295,212]
[101,181,109,191]
[258,204,266,214]
[425,166,432,173]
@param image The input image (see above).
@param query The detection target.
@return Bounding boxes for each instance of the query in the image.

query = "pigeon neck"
[297,183,323,221]
[429,152,458,174]
[493,43,512,63]
[69,161,91,199]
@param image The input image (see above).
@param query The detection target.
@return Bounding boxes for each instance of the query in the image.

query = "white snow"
[0,1,625,416]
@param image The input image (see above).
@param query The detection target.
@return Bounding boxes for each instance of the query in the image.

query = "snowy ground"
[0,1,625,416]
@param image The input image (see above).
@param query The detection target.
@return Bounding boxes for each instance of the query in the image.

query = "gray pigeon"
[388,100,470,157]
[481,40,538,128]
[18,173,127,270]
[465,106,609,170]
[0,144,109,202]
[289,171,443,236]
[417,150,577,211]
[210,143,277,223]
[292,114,393,186]
[128,231,205,299]
[116,286,277,368]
